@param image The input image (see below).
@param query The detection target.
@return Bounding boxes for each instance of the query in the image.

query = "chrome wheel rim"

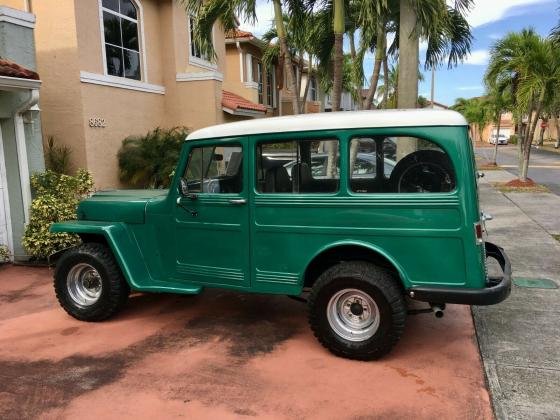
[66,263,102,307]
[327,288,380,342]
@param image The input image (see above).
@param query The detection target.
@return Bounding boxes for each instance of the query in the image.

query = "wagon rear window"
[349,137,455,193]
[256,139,339,193]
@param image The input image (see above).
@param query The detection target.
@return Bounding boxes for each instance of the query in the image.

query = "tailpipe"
[430,304,445,318]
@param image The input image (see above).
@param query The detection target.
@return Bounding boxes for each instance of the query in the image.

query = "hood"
[77,189,168,224]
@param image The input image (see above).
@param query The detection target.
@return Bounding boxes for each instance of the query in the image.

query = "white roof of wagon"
[187,109,467,141]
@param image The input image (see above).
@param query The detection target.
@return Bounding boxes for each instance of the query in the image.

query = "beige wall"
[2,0,27,11]
[79,84,165,188]
[34,0,226,189]
[34,0,89,171]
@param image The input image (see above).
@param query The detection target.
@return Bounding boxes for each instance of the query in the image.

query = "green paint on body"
[51,123,489,297]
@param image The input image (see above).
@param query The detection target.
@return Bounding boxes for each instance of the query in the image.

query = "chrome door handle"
[229,199,247,205]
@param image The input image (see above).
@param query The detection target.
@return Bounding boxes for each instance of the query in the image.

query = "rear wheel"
[54,243,130,321]
[308,261,406,360]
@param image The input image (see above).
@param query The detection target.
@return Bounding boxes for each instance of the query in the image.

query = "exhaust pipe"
[431,304,445,318]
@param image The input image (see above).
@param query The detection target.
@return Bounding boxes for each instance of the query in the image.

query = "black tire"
[308,261,406,360]
[54,243,130,321]
[389,150,455,193]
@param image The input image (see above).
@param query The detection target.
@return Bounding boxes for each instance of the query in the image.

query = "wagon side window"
[349,136,455,193]
[184,145,243,193]
[256,138,340,193]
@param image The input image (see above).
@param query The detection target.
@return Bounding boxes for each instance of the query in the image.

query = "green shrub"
[44,135,72,175]
[117,127,188,189]
[509,135,518,144]
[22,169,94,259]
[0,244,9,263]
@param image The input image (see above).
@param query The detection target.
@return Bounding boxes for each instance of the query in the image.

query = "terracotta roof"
[0,58,39,80]
[222,90,267,113]
[225,29,254,39]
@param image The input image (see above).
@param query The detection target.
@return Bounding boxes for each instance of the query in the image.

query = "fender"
[304,239,412,288]
[50,221,201,294]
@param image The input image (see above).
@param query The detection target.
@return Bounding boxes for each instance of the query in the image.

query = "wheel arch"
[50,221,150,290]
[302,241,410,289]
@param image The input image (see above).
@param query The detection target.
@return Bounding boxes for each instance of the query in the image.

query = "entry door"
[173,137,250,288]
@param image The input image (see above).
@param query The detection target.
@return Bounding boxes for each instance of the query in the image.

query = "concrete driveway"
[0,265,492,419]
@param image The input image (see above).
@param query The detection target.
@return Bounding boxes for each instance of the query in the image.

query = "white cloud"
[464,0,553,28]
[488,33,503,40]
[238,2,274,37]
[463,49,490,65]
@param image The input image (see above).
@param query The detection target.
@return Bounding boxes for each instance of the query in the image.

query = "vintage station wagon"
[51,109,511,360]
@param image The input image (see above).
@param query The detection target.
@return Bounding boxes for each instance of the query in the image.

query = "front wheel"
[308,261,406,360]
[54,243,130,321]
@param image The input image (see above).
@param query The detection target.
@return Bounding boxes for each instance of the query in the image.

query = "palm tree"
[451,97,491,142]
[179,0,302,114]
[486,30,559,181]
[397,0,473,109]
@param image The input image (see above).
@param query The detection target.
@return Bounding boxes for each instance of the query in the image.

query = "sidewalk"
[475,169,560,419]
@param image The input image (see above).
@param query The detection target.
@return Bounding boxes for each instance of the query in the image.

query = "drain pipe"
[14,88,40,224]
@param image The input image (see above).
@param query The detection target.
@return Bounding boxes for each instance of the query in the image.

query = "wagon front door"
[173,137,250,289]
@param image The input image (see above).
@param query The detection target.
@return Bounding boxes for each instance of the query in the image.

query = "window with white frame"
[101,0,141,80]
[256,61,264,104]
[188,14,213,66]
[309,76,317,101]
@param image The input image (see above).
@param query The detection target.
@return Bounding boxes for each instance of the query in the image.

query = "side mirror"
[179,177,189,196]
[178,177,197,200]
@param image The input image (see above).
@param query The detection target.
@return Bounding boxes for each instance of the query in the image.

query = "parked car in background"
[489,133,509,145]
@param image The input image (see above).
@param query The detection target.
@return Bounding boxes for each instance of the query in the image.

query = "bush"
[509,135,518,145]
[22,169,94,259]
[0,244,9,263]
[44,135,72,175]
[117,127,188,189]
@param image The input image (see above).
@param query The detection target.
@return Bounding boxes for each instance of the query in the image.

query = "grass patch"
[491,182,549,193]
[553,235,560,242]
[478,164,503,171]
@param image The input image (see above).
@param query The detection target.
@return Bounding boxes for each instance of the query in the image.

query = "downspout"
[236,41,243,83]
[14,88,39,225]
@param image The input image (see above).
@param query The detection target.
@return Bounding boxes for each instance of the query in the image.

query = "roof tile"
[225,29,254,39]
[222,90,267,113]
[0,58,39,80]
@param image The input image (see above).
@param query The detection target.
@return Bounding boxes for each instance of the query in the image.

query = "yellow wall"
[34,0,89,171]
[2,0,27,11]
[34,0,226,189]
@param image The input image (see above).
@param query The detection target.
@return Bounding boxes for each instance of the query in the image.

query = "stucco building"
[0,5,45,260]
[22,0,238,189]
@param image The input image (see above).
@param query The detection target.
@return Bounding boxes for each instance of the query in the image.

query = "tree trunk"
[555,114,560,148]
[538,117,546,146]
[396,0,419,160]
[331,0,344,112]
[381,53,389,109]
[273,0,299,115]
[520,94,545,181]
[300,54,312,114]
[492,113,501,165]
[364,26,385,110]
[397,0,419,109]
[349,31,364,111]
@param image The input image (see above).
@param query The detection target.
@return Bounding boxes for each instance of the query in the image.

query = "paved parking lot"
[0,265,492,419]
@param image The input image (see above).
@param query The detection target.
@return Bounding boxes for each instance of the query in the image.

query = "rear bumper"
[407,242,512,306]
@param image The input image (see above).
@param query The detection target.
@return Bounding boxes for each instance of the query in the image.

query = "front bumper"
[407,242,512,306]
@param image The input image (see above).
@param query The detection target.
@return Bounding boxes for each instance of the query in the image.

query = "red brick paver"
[0,265,492,419]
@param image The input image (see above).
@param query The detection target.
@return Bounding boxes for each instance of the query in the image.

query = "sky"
[239,0,560,106]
